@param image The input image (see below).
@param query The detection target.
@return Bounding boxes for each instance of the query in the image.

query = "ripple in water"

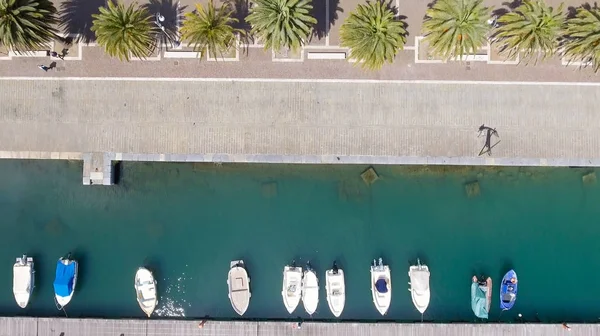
[155,272,192,317]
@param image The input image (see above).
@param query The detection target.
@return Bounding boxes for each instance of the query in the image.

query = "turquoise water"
[0,160,598,322]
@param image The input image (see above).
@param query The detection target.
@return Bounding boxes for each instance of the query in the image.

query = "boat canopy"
[471,283,489,319]
[375,279,388,293]
[13,266,31,294]
[53,261,75,297]
[411,270,430,292]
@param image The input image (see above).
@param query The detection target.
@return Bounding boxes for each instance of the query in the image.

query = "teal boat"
[471,276,492,319]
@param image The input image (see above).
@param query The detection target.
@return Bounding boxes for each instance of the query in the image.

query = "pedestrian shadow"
[310,0,342,42]
[59,0,106,43]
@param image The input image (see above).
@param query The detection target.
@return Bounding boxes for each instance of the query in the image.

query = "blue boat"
[499,269,518,310]
[53,253,78,310]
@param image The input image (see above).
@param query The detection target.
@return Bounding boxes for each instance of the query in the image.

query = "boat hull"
[500,270,518,311]
[13,256,34,309]
[302,269,319,315]
[54,258,78,310]
[228,260,251,316]
[371,264,391,315]
[135,267,158,317]
[471,276,492,319]
[325,269,345,318]
[408,264,430,314]
[282,266,303,314]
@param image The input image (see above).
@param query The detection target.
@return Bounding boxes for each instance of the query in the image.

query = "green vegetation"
[562,5,600,72]
[91,1,155,61]
[181,1,240,59]
[0,0,58,52]
[340,1,406,70]
[246,0,316,52]
[422,0,491,61]
[494,0,564,64]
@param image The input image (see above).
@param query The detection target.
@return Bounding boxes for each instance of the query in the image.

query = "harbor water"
[0,160,599,322]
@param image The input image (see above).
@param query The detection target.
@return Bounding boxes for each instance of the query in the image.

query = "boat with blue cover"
[370,258,391,315]
[53,253,78,310]
[500,269,517,311]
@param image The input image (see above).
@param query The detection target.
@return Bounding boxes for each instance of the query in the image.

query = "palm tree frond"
[422,0,491,61]
[340,1,406,70]
[181,1,240,59]
[0,0,58,52]
[91,1,155,61]
[493,0,564,64]
[562,5,600,72]
[246,0,316,52]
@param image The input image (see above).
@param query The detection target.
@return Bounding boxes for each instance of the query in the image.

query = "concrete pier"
[0,79,599,187]
[0,317,596,336]
[82,152,113,186]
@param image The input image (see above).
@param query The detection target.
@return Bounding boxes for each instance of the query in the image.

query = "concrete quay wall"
[0,150,598,186]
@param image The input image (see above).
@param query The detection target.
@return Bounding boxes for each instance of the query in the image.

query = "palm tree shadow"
[310,0,343,42]
[503,0,522,9]
[382,0,409,37]
[144,0,186,48]
[570,3,598,18]
[223,0,253,52]
[566,6,578,19]
[59,0,106,43]
[491,0,519,18]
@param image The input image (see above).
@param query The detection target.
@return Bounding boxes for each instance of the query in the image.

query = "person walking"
[51,51,65,60]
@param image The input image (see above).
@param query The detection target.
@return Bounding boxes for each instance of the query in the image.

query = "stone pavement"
[1,78,600,167]
[2,46,599,82]
[0,317,597,336]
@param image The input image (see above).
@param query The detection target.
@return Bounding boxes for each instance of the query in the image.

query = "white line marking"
[325,0,330,46]
[0,77,599,86]
[304,45,347,50]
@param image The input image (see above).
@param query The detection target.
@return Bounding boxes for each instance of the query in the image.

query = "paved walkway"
[0,317,594,336]
[2,45,598,82]
[1,78,600,167]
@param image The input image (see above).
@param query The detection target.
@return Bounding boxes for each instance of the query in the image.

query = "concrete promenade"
[1,317,597,336]
[2,78,600,171]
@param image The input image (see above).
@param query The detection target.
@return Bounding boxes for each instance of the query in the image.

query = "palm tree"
[181,1,240,59]
[91,1,155,61]
[422,0,491,61]
[493,0,564,64]
[562,5,600,72]
[246,0,316,52]
[339,1,406,70]
[0,0,58,52]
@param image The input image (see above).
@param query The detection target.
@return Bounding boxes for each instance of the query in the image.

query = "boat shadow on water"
[69,250,87,294]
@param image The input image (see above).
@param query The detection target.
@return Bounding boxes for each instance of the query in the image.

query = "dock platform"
[0,317,597,336]
[82,152,113,186]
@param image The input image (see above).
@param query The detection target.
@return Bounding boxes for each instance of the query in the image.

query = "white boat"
[325,261,345,317]
[135,267,158,317]
[53,253,78,310]
[302,263,319,315]
[227,260,251,316]
[13,255,34,308]
[281,262,303,314]
[371,257,391,315]
[408,258,430,320]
